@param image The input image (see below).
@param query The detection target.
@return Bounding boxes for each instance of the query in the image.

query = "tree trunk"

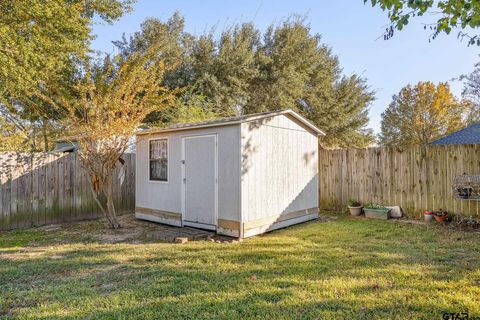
[105,175,121,229]
[87,173,121,229]
[42,120,49,152]
[31,126,37,152]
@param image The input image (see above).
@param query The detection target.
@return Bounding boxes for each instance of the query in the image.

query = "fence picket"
[0,152,135,230]
[319,145,480,218]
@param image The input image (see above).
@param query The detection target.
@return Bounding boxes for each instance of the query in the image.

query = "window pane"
[149,139,168,181]
[150,160,167,181]
[150,139,167,160]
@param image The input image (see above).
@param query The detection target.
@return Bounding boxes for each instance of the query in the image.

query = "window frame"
[148,137,169,183]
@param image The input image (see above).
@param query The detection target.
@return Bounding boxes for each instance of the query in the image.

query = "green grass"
[0,215,479,319]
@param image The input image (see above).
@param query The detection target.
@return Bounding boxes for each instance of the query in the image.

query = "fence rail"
[319,145,480,218]
[0,152,135,230]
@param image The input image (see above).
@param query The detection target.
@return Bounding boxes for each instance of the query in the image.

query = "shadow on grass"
[1,217,479,319]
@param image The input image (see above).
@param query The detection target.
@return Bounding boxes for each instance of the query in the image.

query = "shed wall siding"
[136,125,241,222]
[241,114,318,223]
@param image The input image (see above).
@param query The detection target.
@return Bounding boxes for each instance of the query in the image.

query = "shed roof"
[136,109,326,136]
[430,123,480,145]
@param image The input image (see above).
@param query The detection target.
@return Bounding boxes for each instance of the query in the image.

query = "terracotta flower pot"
[348,206,363,216]
[434,213,448,222]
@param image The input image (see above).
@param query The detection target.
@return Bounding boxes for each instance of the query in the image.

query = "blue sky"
[91,0,479,134]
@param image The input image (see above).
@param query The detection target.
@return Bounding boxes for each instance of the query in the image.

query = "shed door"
[182,134,217,229]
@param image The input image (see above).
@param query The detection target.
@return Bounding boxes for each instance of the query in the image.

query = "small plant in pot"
[347,199,363,216]
[458,216,480,229]
[424,211,434,222]
[456,187,473,199]
[363,203,391,220]
[434,209,449,222]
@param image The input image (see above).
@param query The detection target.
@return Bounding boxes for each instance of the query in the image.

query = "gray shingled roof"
[136,109,325,135]
[431,123,480,145]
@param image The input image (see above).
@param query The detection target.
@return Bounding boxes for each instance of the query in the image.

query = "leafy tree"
[191,18,375,148]
[118,14,375,148]
[379,81,468,147]
[0,0,134,151]
[255,19,375,147]
[365,0,480,45]
[114,13,194,89]
[0,104,61,152]
[190,23,260,116]
[0,109,28,151]
[165,93,218,124]
[114,13,200,124]
[40,50,177,229]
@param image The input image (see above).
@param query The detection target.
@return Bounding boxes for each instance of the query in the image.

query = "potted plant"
[347,199,363,216]
[363,203,391,220]
[456,187,473,199]
[433,209,449,222]
[458,216,480,229]
[424,211,434,222]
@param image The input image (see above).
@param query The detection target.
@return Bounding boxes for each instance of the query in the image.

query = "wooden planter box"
[364,208,390,220]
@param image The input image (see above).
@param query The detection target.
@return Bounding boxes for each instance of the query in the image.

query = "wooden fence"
[319,145,480,218]
[0,152,135,230]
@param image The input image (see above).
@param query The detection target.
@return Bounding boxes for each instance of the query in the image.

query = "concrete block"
[174,237,188,244]
[386,206,403,218]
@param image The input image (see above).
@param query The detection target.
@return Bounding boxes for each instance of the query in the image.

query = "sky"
[91,0,480,134]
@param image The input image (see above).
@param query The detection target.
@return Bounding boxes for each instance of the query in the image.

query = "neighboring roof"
[136,109,326,136]
[53,141,79,153]
[431,123,480,145]
[54,146,77,153]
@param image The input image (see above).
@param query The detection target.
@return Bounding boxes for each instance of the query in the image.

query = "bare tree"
[461,62,480,124]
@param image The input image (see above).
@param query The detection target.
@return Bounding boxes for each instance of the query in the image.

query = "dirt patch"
[91,214,177,243]
[38,225,62,232]
[13,213,337,246]
[318,214,337,221]
[147,227,214,243]
[394,219,427,225]
[377,216,480,233]
[28,214,231,244]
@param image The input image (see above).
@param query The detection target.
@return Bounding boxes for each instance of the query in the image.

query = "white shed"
[135,109,325,238]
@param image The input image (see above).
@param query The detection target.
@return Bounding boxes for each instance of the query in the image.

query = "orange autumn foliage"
[379,81,469,147]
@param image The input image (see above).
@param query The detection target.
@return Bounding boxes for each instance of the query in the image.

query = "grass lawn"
[0,214,479,319]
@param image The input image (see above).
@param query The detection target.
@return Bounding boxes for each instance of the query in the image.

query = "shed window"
[149,139,168,181]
